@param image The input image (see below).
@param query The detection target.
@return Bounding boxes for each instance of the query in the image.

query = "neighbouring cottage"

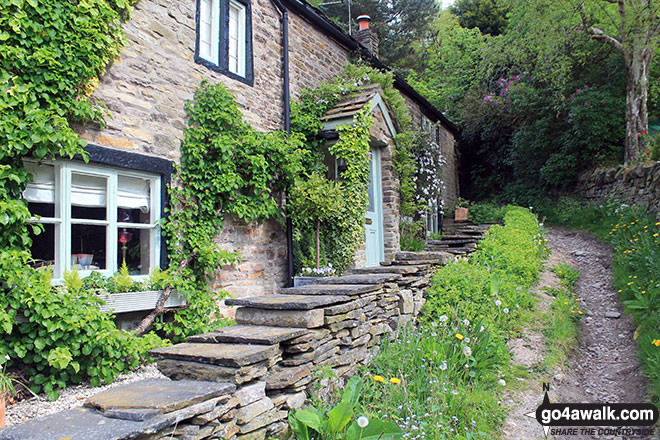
[21,0,459,303]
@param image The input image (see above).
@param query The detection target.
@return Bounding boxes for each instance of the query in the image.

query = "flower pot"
[455,207,469,222]
[293,276,318,287]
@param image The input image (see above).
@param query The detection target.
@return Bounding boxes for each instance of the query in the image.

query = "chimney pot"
[357,15,371,31]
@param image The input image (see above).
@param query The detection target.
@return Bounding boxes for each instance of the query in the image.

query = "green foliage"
[450,0,509,36]
[0,0,172,400]
[291,62,438,272]
[289,376,403,440]
[0,253,167,401]
[113,262,134,293]
[465,200,507,223]
[421,207,545,335]
[63,267,83,294]
[160,81,307,340]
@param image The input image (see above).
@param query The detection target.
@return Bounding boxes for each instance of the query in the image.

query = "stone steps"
[188,325,308,345]
[226,294,351,310]
[279,284,381,296]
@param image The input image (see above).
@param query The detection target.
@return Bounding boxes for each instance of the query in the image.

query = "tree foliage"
[449,0,509,36]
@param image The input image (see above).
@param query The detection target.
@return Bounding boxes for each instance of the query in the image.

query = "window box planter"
[293,276,337,287]
[15,290,187,323]
[97,290,187,314]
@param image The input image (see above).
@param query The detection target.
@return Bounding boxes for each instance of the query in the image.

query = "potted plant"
[0,355,15,429]
[289,174,343,282]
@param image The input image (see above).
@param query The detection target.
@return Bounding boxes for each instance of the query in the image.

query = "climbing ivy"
[0,0,168,401]
[159,81,308,340]
[290,62,442,267]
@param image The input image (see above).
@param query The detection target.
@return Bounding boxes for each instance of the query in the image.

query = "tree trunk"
[624,48,652,164]
[134,257,191,336]
[315,219,320,269]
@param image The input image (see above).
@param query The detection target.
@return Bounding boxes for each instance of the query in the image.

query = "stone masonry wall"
[0,253,454,440]
[578,162,660,219]
[68,0,456,299]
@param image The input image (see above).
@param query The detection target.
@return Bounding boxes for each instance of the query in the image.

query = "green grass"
[355,207,547,439]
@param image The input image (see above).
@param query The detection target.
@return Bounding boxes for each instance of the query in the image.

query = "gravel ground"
[503,227,653,440]
[5,364,166,427]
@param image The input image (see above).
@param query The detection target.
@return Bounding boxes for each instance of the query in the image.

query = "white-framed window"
[199,0,220,65]
[228,0,246,76]
[23,160,161,282]
[196,0,253,84]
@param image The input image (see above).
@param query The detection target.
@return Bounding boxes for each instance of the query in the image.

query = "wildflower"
[357,416,369,428]
[463,319,470,326]
[578,311,583,315]
[652,339,660,347]
[440,361,448,371]
[456,333,464,340]
[479,325,485,332]
[390,378,402,384]
[439,315,449,322]
[373,375,385,383]
[3,355,8,361]
[498,379,506,386]
[503,307,509,314]
[463,346,472,357]
[495,300,502,306]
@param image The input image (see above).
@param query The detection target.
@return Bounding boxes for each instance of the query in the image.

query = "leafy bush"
[0,253,166,401]
[467,200,508,224]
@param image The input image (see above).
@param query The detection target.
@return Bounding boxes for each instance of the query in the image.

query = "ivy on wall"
[157,81,308,340]
[0,0,169,401]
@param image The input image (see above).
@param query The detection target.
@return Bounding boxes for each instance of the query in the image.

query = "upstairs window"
[196,0,253,85]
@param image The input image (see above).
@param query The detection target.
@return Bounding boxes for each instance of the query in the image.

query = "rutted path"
[503,227,651,440]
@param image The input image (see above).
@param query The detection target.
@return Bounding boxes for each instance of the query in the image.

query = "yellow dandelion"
[653,339,660,347]
[390,378,401,384]
[642,291,647,294]
[456,333,464,340]
[578,310,583,315]
[372,375,385,383]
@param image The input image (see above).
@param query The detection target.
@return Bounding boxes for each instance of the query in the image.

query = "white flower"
[4,355,9,361]
[357,416,369,428]
[498,379,506,386]
[439,315,449,322]
[440,361,448,371]
[463,346,472,357]
[495,300,502,306]
[479,325,485,332]
[503,307,509,314]
[463,319,470,326]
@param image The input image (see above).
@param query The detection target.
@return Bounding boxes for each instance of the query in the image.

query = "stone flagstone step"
[235,308,324,328]
[427,239,477,246]
[225,294,350,310]
[279,284,381,296]
[188,325,308,345]
[348,265,422,275]
[149,343,279,368]
[395,251,452,263]
[311,273,402,285]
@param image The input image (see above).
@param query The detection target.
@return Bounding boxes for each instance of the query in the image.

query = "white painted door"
[365,147,384,267]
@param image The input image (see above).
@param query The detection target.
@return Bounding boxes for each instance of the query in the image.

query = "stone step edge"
[188,325,308,345]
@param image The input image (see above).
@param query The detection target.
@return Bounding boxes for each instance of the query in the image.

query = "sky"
[441,0,455,8]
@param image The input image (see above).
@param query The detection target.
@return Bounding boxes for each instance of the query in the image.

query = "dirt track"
[502,227,652,440]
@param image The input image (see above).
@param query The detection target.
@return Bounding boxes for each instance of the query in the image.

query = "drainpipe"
[270,0,294,286]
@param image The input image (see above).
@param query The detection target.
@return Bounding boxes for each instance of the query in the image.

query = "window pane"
[72,224,106,270]
[71,173,107,220]
[118,228,150,275]
[228,2,244,75]
[29,223,55,268]
[28,202,55,218]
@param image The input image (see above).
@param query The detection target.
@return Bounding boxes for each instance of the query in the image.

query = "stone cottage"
[22,0,459,300]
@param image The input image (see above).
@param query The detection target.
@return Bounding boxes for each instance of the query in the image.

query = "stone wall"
[68,0,457,299]
[0,253,453,440]
[578,162,660,218]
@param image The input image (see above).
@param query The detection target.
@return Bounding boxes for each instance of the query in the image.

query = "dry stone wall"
[578,162,660,218]
[0,252,455,440]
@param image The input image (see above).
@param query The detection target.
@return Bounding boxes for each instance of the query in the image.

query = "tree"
[319,0,440,73]
[450,0,510,36]
[577,0,660,163]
